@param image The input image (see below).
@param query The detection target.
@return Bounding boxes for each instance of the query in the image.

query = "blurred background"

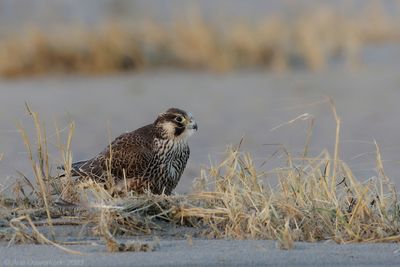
[0,0,400,192]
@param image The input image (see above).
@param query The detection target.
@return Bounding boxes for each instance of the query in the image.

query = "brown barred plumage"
[67,108,197,195]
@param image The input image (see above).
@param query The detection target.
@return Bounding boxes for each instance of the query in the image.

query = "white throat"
[161,121,194,142]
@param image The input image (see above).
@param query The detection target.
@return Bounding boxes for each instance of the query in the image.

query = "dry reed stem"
[17,104,55,239]
[54,120,78,203]
[9,215,84,255]
[329,98,340,200]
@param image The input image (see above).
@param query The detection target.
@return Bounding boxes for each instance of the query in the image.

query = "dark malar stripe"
[174,126,185,136]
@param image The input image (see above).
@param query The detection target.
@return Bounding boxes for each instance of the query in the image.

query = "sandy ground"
[0,222,399,267]
[1,239,399,267]
[1,223,399,266]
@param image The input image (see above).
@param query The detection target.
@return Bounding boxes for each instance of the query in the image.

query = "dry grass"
[0,104,399,254]
[0,3,400,77]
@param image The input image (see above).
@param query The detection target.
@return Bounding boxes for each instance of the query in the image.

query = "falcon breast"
[68,108,197,195]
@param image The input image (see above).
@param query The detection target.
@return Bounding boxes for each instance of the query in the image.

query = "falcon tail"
[58,160,88,177]
[70,160,88,176]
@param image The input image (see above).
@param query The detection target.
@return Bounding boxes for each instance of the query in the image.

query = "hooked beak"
[187,119,198,131]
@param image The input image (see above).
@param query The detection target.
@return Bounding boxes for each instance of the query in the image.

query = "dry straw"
[0,103,399,253]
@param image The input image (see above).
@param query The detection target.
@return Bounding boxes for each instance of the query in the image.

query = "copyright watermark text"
[2,259,84,266]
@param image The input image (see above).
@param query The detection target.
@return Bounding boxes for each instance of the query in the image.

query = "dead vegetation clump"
[0,3,400,77]
[0,104,399,254]
[92,144,399,245]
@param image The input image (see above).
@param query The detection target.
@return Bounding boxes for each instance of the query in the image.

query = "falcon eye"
[174,116,184,123]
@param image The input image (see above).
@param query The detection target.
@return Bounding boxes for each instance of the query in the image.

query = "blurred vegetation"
[0,2,399,77]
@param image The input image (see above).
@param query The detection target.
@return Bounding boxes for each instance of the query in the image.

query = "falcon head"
[155,108,198,140]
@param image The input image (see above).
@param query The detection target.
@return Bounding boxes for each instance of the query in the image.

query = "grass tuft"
[0,105,399,254]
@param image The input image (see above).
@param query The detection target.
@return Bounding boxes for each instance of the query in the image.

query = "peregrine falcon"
[66,108,197,195]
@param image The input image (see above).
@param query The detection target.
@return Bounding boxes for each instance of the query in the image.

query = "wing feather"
[73,125,154,183]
